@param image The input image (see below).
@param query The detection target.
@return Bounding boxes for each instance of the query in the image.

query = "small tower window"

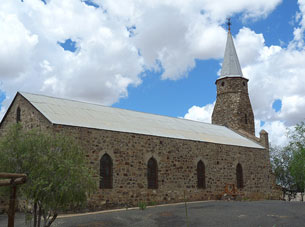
[16,107,21,123]
[236,163,244,189]
[243,81,246,86]
[221,82,225,87]
[197,160,206,189]
[147,157,158,189]
[245,114,248,124]
[100,154,113,189]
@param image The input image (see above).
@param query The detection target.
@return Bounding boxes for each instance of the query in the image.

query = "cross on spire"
[226,18,231,32]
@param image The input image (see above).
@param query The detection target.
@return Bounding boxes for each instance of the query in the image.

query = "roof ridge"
[19,91,223,128]
[16,91,264,149]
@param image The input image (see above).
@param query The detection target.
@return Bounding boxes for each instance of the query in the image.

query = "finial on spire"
[226,18,231,32]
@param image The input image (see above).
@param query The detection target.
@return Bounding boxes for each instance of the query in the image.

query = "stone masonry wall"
[61,125,275,208]
[0,94,277,211]
[0,94,52,135]
[0,94,53,213]
[212,77,255,135]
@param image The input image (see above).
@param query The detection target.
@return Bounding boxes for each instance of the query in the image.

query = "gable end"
[0,92,53,130]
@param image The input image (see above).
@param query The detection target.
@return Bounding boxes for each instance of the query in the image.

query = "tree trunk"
[43,211,47,227]
[46,213,57,227]
[34,202,37,227]
[38,205,42,227]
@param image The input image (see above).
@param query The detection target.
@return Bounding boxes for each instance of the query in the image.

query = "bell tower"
[212,20,255,135]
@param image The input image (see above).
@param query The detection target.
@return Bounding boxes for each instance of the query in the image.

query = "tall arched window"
[197,160,206,189]
[147,157,158,189]
[100,154,113,189]
[236,163,244,189]
[245,114,248,124]
[16,107,21,123]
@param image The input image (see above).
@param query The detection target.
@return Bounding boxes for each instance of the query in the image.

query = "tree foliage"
[270,121,305,200]
[288,122,305,193]
[270,146,294,189]
[0,124,96,227]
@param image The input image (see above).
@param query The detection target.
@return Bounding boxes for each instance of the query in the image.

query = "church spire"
[212,19,255,136]
[220,19,243,78]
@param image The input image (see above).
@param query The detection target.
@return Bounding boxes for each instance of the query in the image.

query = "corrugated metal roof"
[20,92,264,149]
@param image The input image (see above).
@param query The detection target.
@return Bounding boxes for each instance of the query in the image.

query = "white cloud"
[184,1,305,147]
[235,27,265,66]
[103,0,281,80]
[0,0,144,106]
[0,0,282,107]
[1,0,295,148]
[0,11,38,78]
[240,33,305,128]
[199,0,282,20]
[256,120,290,147]
[184,103,214,123]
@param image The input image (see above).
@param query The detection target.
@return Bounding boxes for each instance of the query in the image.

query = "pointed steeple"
[220,28,243,78]
[212,19,255,136]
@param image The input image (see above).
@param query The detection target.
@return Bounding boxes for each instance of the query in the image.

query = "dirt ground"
[1,200,305,227]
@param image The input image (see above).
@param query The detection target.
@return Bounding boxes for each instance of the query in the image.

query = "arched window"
[100,154,113,189]
[245,114,248,124]
[236,163,243,189]
[197,160,206,189]
[147,157,158,189]
[16,107,21,123]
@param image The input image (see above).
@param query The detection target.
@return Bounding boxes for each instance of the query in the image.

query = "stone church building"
[0,29,279,208]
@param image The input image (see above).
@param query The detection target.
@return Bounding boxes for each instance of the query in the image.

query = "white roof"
[220,31,243,78]
[19,92,263,149]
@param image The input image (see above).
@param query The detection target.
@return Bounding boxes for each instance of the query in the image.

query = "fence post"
[8,183,17,227]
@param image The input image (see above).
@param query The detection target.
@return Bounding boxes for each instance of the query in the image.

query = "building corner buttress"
[259,129,269,150]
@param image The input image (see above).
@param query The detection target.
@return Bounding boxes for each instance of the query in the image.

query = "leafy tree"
[289,148,305,200]
[288,122,305,201]
[270,146,294,189]
[0,124,96,227]
[270,121,305,201]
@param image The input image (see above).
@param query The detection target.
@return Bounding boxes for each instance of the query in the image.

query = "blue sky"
[0,0,305,146]
[113,0,297,116]
[113,59,218,117]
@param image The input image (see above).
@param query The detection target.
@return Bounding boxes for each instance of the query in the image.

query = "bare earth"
[1,200,305,227]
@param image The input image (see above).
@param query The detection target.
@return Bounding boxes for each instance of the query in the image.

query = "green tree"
[0,124,96,227]
[288,122,305,201]
[270,146,294,189]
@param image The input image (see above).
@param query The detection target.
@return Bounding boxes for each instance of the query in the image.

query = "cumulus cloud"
[0,11,38,78]
[0,0,144,107]
[184,103,215,123]
[184,0,305,147]
[1,0,292,147]
[0,0,281,109]
[199,0,282,20]
[256,120,290,147]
